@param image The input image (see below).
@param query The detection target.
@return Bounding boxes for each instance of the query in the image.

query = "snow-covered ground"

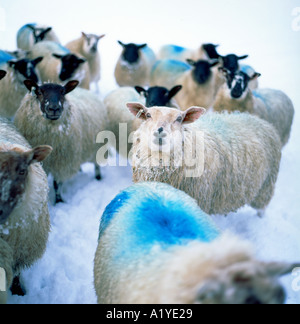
[0,0,299,304]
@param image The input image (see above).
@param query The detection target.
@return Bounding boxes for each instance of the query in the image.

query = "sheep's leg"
[95,164,102,181]
[53,180,64,204]
[10,275,26,296]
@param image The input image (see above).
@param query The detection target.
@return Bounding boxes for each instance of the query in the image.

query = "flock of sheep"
[0,23,298,304]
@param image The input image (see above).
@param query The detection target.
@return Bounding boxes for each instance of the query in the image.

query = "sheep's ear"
[138,44,147,49]
[250,72,261,81]
[182,107,206,124]
[262,262,300,277]
[82,32,88,38]
[7,60,17,68]
[32,56,43,66]
[0,70,7,80]
[210,59,220,68]
[26,145,53,165]
[78,58,86,64]
[127,102,148,120]
[238,55,249,61]
[98,34,105,40]
[187,59,196,67]
[168,85,182,99]
[118,41,125,47]
[52,53,63,60]
[64,80,79,94]
[24,79,40,94]
[135,86,147,95]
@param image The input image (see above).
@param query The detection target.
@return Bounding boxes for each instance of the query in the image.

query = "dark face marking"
[202,44,220,59]
[24,80,79,121]
[226,71,250,99]
[221,54,249,83]
[8,57,43,83]
[27,25,53,43]
[0,70,7,80]
[187,59,219,85]
[53,54,86,81]
[135,85,182,107]
[118,41,147,64]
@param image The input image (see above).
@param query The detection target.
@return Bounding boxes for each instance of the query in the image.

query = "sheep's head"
[135,85,182,108]
[186,59,219,85]
[24,79,79,121]
[219,68,261,99]
[27,24,53,43]
[127,103,205,154]
[219,54,249,82]
[0,70,7,80]
[118,41,147,64]
[195,260,300,304]
[202,43,220,60]
[7,57,43,83]
[0,145,52,224]
[52,53,86,82]
[82,32,105,55]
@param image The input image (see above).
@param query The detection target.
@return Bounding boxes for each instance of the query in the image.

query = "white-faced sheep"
[17,23,61,51]
[66,32,105,92]
[104,85,182,157]
[28,41,90,89]
[127,103,282,216]
[0,118,52,303]
[158,43,220,61]
[94,182,299,304]
[0,52,43,118]
[214,69,294,147]
[114,41,156,87]
[150,58,222,109]
[14,80,108,204]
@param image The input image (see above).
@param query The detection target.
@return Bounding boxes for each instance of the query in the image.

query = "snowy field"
[0,0,299,304]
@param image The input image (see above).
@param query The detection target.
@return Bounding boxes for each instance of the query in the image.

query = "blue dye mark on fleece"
[142,46,156,63]
[252,90,269,110]
[0,51,14,65]
[152,59,191,75]
[171,45,186,53]
[99,183,220,258]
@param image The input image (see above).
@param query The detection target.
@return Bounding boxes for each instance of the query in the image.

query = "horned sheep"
[114,41,156,87]
[94,182,299,304]
[214,69,294,147]
[14,80,108,204]
[128,103,282,216]
[0,118,52,303]
[28,41,90,89]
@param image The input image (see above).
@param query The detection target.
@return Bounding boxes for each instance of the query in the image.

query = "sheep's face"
[52,54,86,82]
[7,57,43,83]
[135,85,182,108]
[127,103,205,154]
[195,260,298,304]
[0,146,52,224]
[220,54,249,81]
[0,70,6,80]
[220,69,261,99]
[24,80,79,121]
[82,32,105,55]
[27,24,53,43]
[187,59,219,85]
[118,41,147,64]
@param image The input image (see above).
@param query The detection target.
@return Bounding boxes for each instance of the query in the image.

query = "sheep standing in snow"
[214,69,294,147]
[14,80,108,204]
[0,52,43,118]
[104,85,182,157]
[17,23,60,51]
[158,43,220,61]
[128,103,281,216]
[66,32,105,92]
[151,58,222,109]
[0,118,52,303]
[114,41,156,87]
[28,41,90,89]
[94,182,298,304]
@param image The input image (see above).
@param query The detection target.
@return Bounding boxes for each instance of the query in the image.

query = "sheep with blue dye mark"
[0,118,52,303]
[151,58,222,109]
[104,85,182,157]
[14,80,108,204]
[114,41,156,87]
[28,41,90,89]
[66,32,105,92]
[17,23,60,51]
[94,182,298,304]
[0,52,43,118]
[158,43,220,61]
[214,69,294,147]
[128,103,282,216]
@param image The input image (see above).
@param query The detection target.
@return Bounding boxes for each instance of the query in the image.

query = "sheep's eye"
[19,170,26,176]
[176,116,183,123]
[146,113,152,119]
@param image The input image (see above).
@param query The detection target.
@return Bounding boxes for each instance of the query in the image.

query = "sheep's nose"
[158,127,164,134]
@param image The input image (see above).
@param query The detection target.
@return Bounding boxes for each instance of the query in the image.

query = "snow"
[0,0,299,304]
